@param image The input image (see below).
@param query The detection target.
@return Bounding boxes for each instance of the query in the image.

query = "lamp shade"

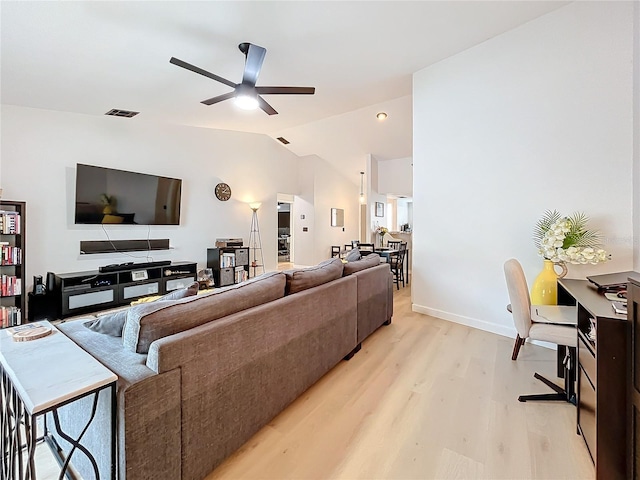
[249,202,262,211]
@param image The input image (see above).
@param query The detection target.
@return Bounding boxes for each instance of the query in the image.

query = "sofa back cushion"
[343,253,381,276]
[123,272,286,353]
[284,258,344,295]
[84,281,200,337]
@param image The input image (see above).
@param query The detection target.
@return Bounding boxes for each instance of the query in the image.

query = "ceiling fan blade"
[255,86,315,95]
[241,44,267,87]
[201,92,236,106]
[257,96,278,115]
[170,57,237,89]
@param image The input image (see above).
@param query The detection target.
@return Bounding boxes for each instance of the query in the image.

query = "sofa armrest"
[352,263,393,343]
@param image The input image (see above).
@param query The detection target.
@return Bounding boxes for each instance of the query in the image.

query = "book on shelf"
[1,245,22,265]
[221,252,236,268]
[1,306,21,328]
[1,275,21,296]
[0,212,21,234]
[234,266,247,283]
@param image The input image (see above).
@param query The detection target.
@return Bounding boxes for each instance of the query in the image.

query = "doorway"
[277,201,292,268]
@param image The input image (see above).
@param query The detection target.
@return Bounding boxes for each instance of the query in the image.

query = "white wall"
[0,105,303,288]
[377,156,413,196]
[396,198,413,230]
[412,2,635,337]
[366,154,389,245]
[293,155,359,265]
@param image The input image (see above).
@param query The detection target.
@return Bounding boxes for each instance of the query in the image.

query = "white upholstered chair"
[382,232,400,246]
[503,258,578,403]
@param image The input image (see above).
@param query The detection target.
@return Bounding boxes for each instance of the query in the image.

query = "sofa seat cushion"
[123,272,286,353]
[284,258,344,295]
[343,253,381,276]
[84,281,199,337]
[58,318,155,387]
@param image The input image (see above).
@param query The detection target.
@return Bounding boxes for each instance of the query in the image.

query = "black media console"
[53,261,197,318]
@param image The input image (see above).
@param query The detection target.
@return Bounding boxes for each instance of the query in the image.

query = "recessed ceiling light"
[376,112,388,120]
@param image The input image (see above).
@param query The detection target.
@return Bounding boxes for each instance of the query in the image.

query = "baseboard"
[411,303,555,350]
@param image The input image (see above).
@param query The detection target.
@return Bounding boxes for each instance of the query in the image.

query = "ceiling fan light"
[235,94,259,110]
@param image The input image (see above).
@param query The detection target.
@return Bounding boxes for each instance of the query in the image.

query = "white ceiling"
[0,1,568,184]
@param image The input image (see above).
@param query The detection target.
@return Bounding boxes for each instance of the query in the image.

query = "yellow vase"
[531,259,567,305]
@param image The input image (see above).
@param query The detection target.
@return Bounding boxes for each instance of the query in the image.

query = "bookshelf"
[0,201,25,328]
[206,247,250,287]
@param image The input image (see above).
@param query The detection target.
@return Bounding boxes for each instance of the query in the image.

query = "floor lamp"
[248,202,264,277]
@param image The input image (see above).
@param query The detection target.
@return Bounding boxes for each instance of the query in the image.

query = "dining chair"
[358,243,375,256]
[331,246,341,258]
[503,258,578,403]
[387,240,402,249]
[389,243,407,290]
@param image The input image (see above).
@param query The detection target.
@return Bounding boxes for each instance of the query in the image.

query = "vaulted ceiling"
[1,1,568,184]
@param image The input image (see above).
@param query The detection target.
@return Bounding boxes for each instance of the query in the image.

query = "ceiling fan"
[170,42,315,115]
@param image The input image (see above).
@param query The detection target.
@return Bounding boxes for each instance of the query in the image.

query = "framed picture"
[375,202,384,217]
[330,208,344,227]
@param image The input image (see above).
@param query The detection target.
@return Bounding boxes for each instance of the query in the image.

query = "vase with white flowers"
[531,210,609,304]
[374,225,388,248]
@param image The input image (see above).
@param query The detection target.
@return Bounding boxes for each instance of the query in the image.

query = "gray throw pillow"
[84,309,129,337]
[157,281,199,301]
[84,281,199,337]
[345,247,361,262]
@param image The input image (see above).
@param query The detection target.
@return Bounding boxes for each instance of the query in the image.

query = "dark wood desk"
[558,278,630,480]
[627,276,640,479]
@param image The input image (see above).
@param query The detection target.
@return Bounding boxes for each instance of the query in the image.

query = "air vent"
[105,109,139,118]
[276,137,290,145]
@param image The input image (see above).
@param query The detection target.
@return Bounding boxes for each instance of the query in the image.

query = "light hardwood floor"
[36,285,594,479]
[206,286,594,480]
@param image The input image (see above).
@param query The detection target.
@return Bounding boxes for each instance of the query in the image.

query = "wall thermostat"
[131,270,148,281]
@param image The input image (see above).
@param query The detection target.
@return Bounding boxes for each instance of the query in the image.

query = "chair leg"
[517,348,577,405]
[511,335,525,360]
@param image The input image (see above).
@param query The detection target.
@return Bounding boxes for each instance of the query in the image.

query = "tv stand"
[99,260,171,273]
[53,262,197,318]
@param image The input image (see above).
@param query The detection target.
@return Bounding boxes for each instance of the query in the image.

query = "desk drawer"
[579,365,596,463]
[579,335,596,385]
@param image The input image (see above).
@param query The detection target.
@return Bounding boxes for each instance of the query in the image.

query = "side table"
[0,321,117,479]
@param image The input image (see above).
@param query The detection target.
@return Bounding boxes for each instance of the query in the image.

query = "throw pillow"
[343,253,382,276]
[345,247,361,262]
[157,281,199,301]
[84,308,129,337]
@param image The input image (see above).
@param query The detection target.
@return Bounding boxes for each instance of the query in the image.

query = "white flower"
[534,211,609,265]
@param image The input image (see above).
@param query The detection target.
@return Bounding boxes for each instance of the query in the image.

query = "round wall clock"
[214,182,232,201]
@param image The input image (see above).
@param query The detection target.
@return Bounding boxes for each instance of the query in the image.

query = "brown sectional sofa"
[50,256,393,480]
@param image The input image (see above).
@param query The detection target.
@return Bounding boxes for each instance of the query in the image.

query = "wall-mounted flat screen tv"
[74,164,182,225]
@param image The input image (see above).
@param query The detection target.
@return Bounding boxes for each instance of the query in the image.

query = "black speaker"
[46,272,56,293]
[28,292,59,321]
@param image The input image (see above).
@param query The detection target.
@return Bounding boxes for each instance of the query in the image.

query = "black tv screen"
[74,164,182,225]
